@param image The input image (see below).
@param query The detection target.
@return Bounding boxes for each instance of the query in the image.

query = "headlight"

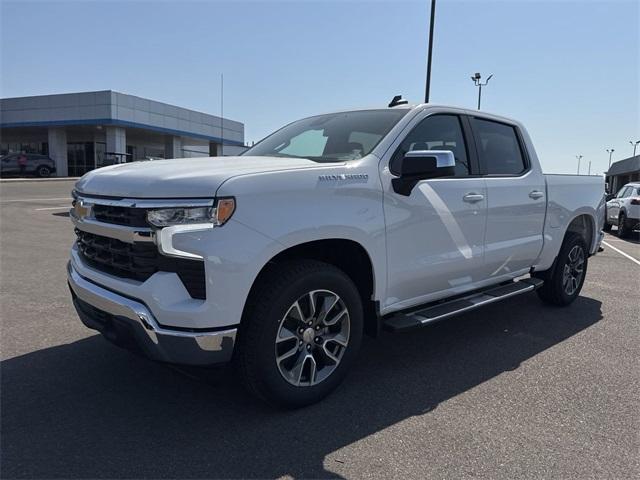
[147,198,235,227]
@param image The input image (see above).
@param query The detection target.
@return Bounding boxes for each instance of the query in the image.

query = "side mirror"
[606,193,615,201]
[392,150,456,196]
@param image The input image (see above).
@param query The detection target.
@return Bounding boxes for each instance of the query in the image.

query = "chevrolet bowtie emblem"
[74,200,92,219]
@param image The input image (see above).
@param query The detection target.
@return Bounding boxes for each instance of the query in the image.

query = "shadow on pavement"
[609,227,640,243]
[1,294,602,479]
[621,235,640,244]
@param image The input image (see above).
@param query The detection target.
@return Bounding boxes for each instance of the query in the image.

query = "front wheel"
[235,260,363,408]
[535,232,588,306]
[603,220,612,232]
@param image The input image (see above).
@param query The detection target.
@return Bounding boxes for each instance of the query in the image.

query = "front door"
[608,186,630,223]
[469,117,546,279]
[1,154,18,174]
[381,113,488,312]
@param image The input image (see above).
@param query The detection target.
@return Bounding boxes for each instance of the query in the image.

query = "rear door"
[628,186,640,220]
[27,154,42,174]
[469,117,546,279]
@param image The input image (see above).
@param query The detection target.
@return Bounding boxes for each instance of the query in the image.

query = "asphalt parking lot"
[1,180,639,480]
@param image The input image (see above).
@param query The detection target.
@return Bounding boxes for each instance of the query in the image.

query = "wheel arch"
[534,210,597,274]
[35,164,52,175]
[243,238,380,337]
[565,213,595,252]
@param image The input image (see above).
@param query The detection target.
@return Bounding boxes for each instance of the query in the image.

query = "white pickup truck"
[68,101,605,407]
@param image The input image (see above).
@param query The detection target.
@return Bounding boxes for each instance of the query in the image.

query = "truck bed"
[536,174,605,270]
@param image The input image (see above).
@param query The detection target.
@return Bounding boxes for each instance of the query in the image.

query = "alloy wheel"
[562,245,585,296]
[275,289,350,387]
[618,214,626,237]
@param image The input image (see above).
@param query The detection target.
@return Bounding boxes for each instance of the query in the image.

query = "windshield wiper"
[269,153,307,159]
[304,157,345,163]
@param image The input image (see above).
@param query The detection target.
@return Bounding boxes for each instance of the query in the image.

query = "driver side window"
[391,114,470,176]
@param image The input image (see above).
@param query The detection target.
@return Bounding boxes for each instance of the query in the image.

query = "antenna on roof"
[388,95,409,108]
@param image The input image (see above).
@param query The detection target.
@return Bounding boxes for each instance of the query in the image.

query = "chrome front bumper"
[67,262,237,366]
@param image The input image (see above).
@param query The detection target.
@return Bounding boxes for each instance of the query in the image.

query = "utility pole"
[606,148,615,170]
[424,0,437,103]
[588,160,591,176]
[471,72,493,110]
[630,140,640,157]
[576,155,583,175]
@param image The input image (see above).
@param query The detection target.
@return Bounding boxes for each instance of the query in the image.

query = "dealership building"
[0,90,245,176]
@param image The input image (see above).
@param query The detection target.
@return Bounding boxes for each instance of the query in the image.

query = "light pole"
[630,140,640,157]
[576,155,583,175]
[471,72,493,110]
[588,160,592,176]
[606,148,615,170]
[220,73,224,156]
[424,0,437,103]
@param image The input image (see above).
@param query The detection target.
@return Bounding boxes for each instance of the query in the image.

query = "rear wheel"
[37,165,51,177]
[235,260,363,408]
[535,232,588,306]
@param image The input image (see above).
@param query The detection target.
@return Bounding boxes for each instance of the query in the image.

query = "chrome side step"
[383,277,544,333]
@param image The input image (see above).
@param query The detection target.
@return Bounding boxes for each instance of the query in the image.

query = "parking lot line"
[0,197,71,204]
[34,206,70,211]
[602,240,640,266]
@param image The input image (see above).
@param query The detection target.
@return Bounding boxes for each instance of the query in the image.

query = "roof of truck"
[323,103,522,127]
[414,103,521,124]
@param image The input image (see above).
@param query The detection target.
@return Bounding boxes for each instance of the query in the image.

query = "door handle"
[529,190,544,200]
[463,193,485,203]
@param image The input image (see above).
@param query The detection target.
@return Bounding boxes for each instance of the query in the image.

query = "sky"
[1,0,638,174]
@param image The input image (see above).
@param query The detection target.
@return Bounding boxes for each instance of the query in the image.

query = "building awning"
[606,155,640,176]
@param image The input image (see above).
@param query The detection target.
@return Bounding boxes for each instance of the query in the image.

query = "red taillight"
[631,197,640,205]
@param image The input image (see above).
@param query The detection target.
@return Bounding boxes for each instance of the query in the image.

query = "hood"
[75,156,326,198]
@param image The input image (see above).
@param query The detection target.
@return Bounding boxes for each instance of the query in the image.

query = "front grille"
[75,230,206,299]
[92,204,149,227]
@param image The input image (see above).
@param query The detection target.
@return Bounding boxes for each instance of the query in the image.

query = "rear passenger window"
[471,118,526,175]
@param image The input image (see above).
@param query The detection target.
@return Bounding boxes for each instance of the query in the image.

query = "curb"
[0,177,80,184]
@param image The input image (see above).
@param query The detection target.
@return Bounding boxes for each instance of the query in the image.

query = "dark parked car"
[0,153,57,177]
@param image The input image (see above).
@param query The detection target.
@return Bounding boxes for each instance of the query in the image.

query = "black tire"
[234,260,363,408]
[37,165,51,177]
[603,220,612,232]
[618,213,630,238]
[534,232,588,306]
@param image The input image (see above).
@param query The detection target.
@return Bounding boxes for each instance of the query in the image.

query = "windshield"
[243,109,409,162]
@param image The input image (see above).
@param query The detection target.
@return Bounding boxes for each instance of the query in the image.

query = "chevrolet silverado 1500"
[68,102,605,407]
